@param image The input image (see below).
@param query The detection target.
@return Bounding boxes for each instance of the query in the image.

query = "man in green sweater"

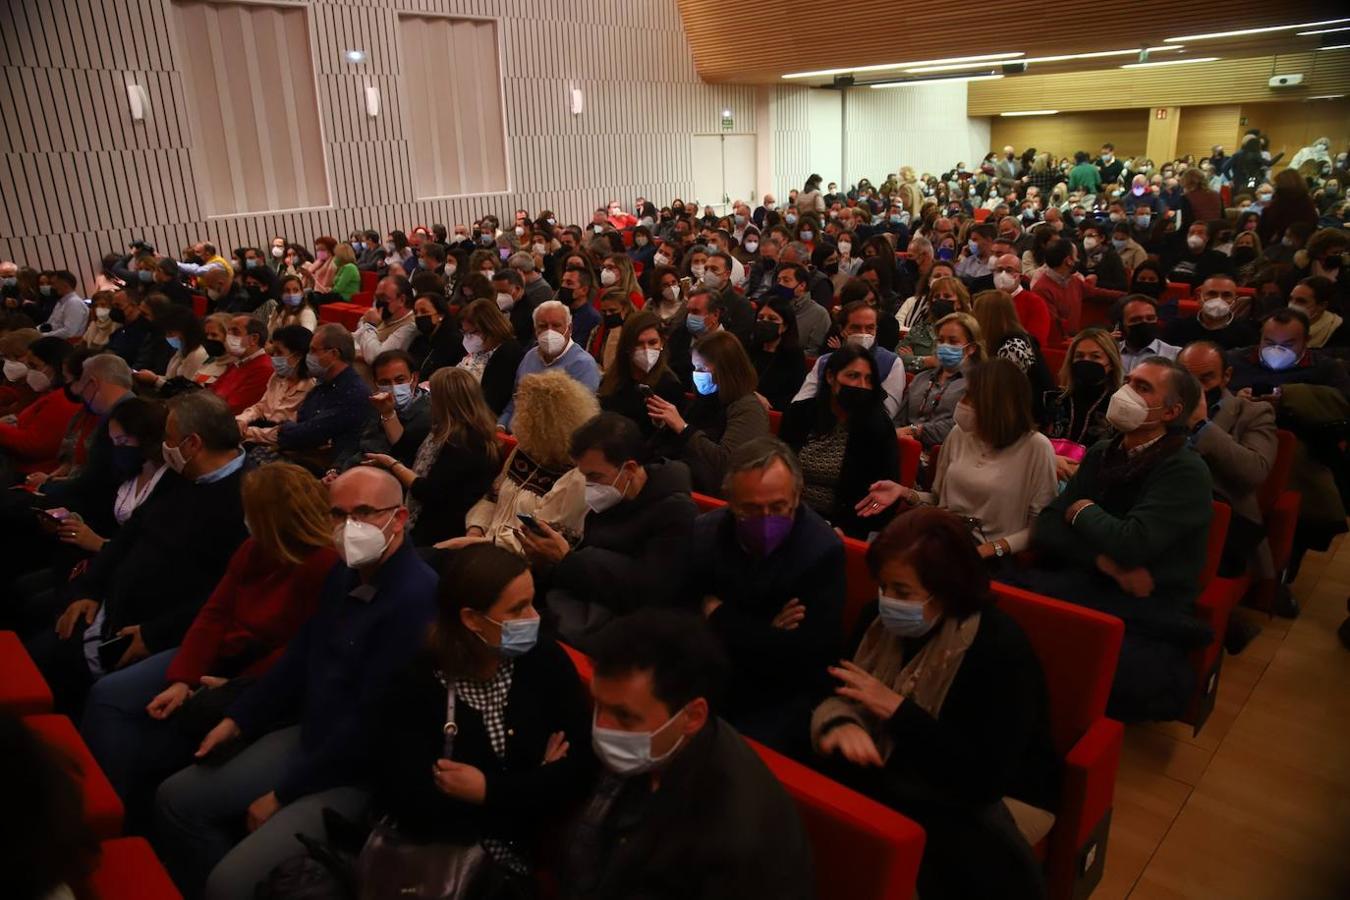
[1068,150,1102,195]
[1004,356,1214,721]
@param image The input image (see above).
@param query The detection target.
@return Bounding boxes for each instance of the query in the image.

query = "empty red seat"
[1161,281,1192,304]
[1185,501,1234,732]
[360,270,378,293]
[0,630,53,714]
[86,838,181,900]
[317,302,366,330]
[25,714,124,839]
[190,294,207,317]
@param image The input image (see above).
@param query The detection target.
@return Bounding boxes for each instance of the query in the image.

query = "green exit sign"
[721,116,733,131]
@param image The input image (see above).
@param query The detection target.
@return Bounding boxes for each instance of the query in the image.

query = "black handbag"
[354,684,494,900]
[176,677,258,743]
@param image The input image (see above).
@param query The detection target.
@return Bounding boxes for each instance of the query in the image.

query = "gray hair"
[907,235,933,257]
[722,436,804,496]
[316,323,356,363]
[167,391,240,451]
[1141,355,1200,423]
[532,299,572,328]
[507,251,536,273]
[81,352,133,389]
[782,241,811,262]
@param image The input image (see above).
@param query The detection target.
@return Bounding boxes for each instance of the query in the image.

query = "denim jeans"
[154,725,369,900]
[81,648,195,827]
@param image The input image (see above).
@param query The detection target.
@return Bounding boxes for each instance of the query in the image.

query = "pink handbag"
[1049,439,1087,463]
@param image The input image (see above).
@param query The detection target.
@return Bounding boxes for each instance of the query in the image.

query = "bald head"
[332,465,404,509]
[1178,341,1231,396]
[993,254,1020,275]
[0,261,16,278]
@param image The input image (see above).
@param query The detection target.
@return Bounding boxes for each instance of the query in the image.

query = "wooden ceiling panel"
[675,0,1345,84]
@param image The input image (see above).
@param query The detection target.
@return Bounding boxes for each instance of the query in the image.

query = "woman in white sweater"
[858,358,1057,560]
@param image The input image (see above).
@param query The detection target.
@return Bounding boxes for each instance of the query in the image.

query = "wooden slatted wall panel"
[0,0,760,291]
[968,52,1350,115]
[989,109,1152,162]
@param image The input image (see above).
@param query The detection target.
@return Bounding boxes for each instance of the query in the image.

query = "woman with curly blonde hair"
[448,370,599,557]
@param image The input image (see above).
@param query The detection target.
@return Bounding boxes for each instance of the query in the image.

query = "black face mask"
[377,302,392,323]
[1232,246,1258,265]
[1205,386,1224,409]
[603,313,623,329]
[751,320,781,346]
[1071,359,1108,390]
[202,338,226,358]
[63,385,81,404]
[110,445,145,478]
[1125,321,1159,349]
[1321,256,1343,271]
[929,299,955,320]
[414,315,436,336]
[1133,281,1162,298]
[109,308,127,324]
[835,384,875,414]
[183,254,204,266]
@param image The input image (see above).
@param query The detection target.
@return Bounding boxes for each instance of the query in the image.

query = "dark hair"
[409,271,445,297]
[421,242,447,264]
[964,358,1034,450]
[383,274,414,303]
[569,412,645,466]
[590,609,727,713]
[271,324,313,375]
[816,342,881,423]
[167,391,239,451]
[1144,355,1202,425]
[52,270,77,290]
[759,298,800,351]
[1043,237,1074,269]
[431,543,530,677]
[26,337,73,383]
[109,396,167,462]
[598,310,670,397]
[1130,260,1166,287]
[492,268,524,290]
[777,261,808,287]
[372,349,416,379]
[0,711,100,899]
[1262,306,1310,339]
[415,292,451,317]
[867,507,991,619]
[160,305,204,352]
[1296,275,1334,308]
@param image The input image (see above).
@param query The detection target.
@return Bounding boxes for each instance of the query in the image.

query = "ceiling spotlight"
[1164,19,1350,42]
[1000,110,1059,117]
[870,74,1004,89]
[783,52,1023,80]
[1122,56,1220,69]
[343,49,367,64]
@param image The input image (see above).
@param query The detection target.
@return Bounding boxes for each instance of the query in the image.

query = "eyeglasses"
[329,504,399,525]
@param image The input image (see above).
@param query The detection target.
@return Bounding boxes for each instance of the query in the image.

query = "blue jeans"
[81,649,195,825]
[154,725,369,900]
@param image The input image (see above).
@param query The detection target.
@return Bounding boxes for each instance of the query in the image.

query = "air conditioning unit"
[1269,74,1304,88]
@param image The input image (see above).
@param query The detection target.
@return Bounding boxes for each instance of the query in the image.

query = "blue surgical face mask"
[388,382,415,410]
[1111,238,1128,251]
[306,352,326,379]
[271,354,294,377]
[166,336,182,352]
[138,269,154,283]
[245,258,260,269]
[1,277,15,288]
[935,343,966,370]
[282,292,303,307]
[691,370,718,395]
[479,613,539,658]
[967,239,980,256]
[685,313,706,334]
[877,590,936,638]
[1260,345,1298,371]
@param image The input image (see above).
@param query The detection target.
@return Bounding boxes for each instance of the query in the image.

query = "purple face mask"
[735,514,795,557]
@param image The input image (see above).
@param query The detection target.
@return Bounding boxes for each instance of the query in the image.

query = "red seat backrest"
[750,739,924,900]
[768,410,782,436]
[496,433,518,457]
[633,260,644,277]
[191,294,207,317]
[897,436,922,489]
[1176,298,1199,318]
[360,270,378,293]
[692,492,725,514]
[1161,281,1192,303]
[1256,429,1296,516]
[351,290,374,308]
[1041,345,1066,379]
[1200,500,1230,591]
[842,537,877,638]
[990,585,1124,754]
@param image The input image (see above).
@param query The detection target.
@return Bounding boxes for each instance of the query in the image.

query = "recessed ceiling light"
[1121,56,1220,69]
[904,46,1181,73]
[1305,94,1346,100]
[1000,110,1059,116]
[1297,26,1350,35]
[1317,43,1350,51]
[1164,19,1350,42]
[343,49,367,63]
[870,74,1005,89]
[783,53,1023,80]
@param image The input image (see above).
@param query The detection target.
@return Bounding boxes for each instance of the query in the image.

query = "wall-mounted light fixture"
[344,49,367,64]
[365,84,380,117]
[127,84,150,121]
[570,87,584,115]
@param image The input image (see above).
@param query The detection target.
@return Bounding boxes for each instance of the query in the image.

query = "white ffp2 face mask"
[1105,384,1156,433]
[537,329,567,358]
[334,514,394,568]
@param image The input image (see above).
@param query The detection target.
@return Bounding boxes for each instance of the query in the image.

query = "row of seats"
[0,634,181,899]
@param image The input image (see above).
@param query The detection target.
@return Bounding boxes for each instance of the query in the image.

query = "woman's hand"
[818,722,883,767]
[362,452,397,471]
[645,395,686,433]
[55,599,99,640]
[434,534,489,551]
[195,717,241,759]
[855,480,906,517]
[825,335,842,350]
[246,791,281,832]
[114,625,149,670]
[133,369,158,384]
[432,759,487,804]
[517,518,570,564]
[147,682,192,720]
[542,731,570,766]
[828,660,904,720]
[1054,455,1079,482]
[57,518,106,553]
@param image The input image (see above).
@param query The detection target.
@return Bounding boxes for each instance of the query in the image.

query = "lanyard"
[920,371,954,417]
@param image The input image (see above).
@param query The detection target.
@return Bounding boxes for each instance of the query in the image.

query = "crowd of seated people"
[2,138,1348,898]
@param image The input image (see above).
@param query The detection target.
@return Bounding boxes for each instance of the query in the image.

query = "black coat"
[373,637,595,847]
[480,340,526,416]
[599,370,686,439]
[105,319,171,374]
[750,345,808,412]
[409,322,466,378]
[562,717,813,900]
[780,398,900,539]
[549,462,697,612]
[406,431,499,546]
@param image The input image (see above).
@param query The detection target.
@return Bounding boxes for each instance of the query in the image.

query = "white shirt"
[353,314,417,365]
[792,349,908,419]
[1118,337,1180,373]
[45,292,90,339]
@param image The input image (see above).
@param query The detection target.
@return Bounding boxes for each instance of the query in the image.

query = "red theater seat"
[318,302,366,330]
[190,294,207,317]
[0,630,53,714]
[692,492,725,514]
[1249,429,1300,612]
[350,290,375,308]
[360,270,378,293]
[989,585,1125,900]
[897,435,922,489]
[25,714,124,839]
[1041,344,1066,378]
[1161,281,1192,304]
[1185,501,1234,732]
[86,838,182,900]
[768,409,782,435]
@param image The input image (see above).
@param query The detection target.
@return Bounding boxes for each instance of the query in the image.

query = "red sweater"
[0,388,80,473]
[1030,271,1123,336]
[1011,287,1053,347]
[210,353,275,414]
[165,539,339,686]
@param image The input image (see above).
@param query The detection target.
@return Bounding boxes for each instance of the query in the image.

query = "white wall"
[844,82,990,184]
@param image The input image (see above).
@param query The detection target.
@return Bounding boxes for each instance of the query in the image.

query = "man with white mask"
[560,608,813,900]
[523,413,696,648]
[157,465,436,900]
[1009,357,1215,723]
[498,300,600,431]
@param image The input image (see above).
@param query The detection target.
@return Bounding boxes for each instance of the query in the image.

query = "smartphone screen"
[516,513,544,534]
[39,507,70,521]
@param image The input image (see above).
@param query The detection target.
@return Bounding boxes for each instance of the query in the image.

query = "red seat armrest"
[1058,717,1123,849]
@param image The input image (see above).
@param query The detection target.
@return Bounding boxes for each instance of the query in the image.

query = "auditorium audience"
[896,312,984,450]
[781,344,899,539]
[79,463,336,823]
[365,366,500,547]
[747,298,808,412]
[563,608,813,900]
[333,349,430,472]
[972,289,1056,418]
[455,370,597,556]
[1164,274,1259,350]
[526,413,697,646]
[1118,294,1180,372]
[155,466,436,900]
[1288,275,1347,349]
[794,302,908,418]
[687,437,843,749]
[646,330,769,495]
[811,507,1058,900]
[355,276,418,365]
[81,290,120,350]
[372,543,593,886]
[208,316,272,414]
[897,274,968,372]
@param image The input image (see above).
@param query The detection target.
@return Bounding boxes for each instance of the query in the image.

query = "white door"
[690,134,758,215]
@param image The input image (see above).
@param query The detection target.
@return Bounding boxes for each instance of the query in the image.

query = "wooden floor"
[1097,534,1350,900]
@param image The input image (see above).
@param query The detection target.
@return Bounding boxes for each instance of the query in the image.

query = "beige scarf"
[810,611,981,760]
[1307,310,1343,349]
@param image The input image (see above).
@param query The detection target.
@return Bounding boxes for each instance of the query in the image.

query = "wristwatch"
[993,541,1006,558]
